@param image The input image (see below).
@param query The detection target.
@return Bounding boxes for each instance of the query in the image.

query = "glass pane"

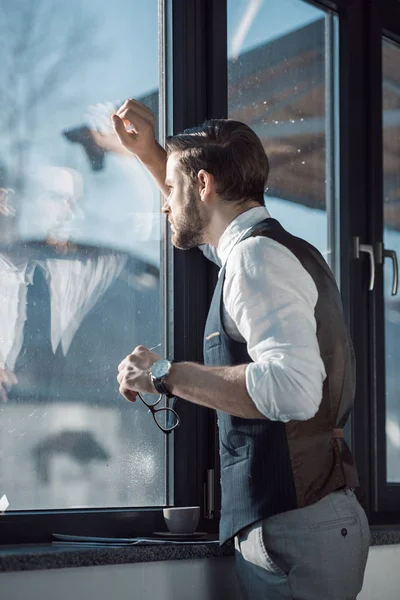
[0,0,165,509]
[227,0,339,277]
[382,38,400,483]
[154,408,179,432]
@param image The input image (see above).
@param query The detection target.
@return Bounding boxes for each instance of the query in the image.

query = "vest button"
[341,528,348,537]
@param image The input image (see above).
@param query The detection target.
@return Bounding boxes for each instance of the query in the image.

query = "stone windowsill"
[0,527,399,573]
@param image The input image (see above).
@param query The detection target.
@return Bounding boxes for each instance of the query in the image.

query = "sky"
[228,0,323,58]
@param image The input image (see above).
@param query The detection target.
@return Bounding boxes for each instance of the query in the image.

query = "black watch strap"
[153,378,173,398]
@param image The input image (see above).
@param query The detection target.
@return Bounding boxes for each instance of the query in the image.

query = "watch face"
[151,359,170,379]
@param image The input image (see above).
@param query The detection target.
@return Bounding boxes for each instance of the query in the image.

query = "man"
[114,99,370,600]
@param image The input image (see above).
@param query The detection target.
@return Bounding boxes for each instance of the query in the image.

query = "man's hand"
[117,345,162,403]
[112,99,158,163]
[0,367,17,403]
[111,99,169,197]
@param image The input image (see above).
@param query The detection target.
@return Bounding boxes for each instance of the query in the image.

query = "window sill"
[1,528,400,574]
[370,526,400,547]
[0,538,233,573]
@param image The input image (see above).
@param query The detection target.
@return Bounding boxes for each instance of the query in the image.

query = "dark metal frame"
[318,0,400,522]
[336,0,373,516]
[302,0,400,525]
[369,0,400,520]
[365,0,386,518]
[170,0,226,526]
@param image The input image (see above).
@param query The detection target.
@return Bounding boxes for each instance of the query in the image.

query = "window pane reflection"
[0,0,164,509]
[227,0,339,274]
[382,38,400,483]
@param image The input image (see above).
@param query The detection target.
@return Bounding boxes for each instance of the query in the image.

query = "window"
[227,0,340,278]
[0,0,167,510]
[2,0,400,546]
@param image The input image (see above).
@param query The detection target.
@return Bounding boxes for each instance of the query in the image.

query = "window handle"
[353,237,375,291]
[384,248,399,296]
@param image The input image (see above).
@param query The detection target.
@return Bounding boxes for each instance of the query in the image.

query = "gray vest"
[203,218,359,545]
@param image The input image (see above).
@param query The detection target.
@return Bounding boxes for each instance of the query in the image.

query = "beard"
[171,188,208,250]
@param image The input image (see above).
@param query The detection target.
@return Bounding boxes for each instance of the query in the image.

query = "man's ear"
[197,169,214,202]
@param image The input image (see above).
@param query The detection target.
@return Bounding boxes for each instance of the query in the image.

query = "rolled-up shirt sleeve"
[223,237,326,422]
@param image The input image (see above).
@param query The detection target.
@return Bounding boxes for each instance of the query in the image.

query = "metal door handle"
[353,237,375,291]
[384,248,398,296]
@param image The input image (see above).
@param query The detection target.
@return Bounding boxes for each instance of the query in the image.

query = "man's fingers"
[117,98,154,123]
[128,99,155,124]
[117,358,127,373]
[117,345,154,401]
[111,114,135,147]
[116,107,149,133]
[117,367,131,386]
[119,386,137,403]
[117,367,131,396]
[124,389,138,403]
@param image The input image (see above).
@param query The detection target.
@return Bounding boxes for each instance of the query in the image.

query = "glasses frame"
[136,392,180,434]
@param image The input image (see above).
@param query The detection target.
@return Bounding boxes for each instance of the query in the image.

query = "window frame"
[367,0,400,520]
[3,0,400,548]
[321,0,400,524]
[170,0,226,523]
[312,0,400,526]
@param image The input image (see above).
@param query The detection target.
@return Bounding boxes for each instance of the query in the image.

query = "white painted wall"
[0,557,243,600]
[1,545,400,600]
[358,545,400,600]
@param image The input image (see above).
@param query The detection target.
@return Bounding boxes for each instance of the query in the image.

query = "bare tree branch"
[0,0,103,189]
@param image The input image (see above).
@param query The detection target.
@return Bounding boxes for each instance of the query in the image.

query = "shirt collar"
[217,206,271,267]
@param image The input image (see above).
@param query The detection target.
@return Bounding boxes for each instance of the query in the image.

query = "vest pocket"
[221,443,249,468]
[204,338,222,352]
[205,331,221,342]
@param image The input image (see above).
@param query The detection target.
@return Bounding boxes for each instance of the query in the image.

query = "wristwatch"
[150,359,174,397]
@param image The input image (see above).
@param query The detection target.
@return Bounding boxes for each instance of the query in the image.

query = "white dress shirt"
[200,206,326,422]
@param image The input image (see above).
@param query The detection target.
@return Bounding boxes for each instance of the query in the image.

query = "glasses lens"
[140,392,162,407]
[154,408,179,432]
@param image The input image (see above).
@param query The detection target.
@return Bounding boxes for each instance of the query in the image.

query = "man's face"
[163,153,209,250]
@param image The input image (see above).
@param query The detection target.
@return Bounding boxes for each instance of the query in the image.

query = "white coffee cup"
[163,506,200,534]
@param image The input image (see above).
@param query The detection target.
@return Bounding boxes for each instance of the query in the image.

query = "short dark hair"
[166,119,269,205]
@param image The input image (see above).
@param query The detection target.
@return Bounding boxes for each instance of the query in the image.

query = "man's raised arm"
[112,99,169,198]
[112,99,220,266]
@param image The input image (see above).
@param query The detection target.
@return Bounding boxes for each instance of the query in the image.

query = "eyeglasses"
[138,344,180,434]
[136,392,180,434]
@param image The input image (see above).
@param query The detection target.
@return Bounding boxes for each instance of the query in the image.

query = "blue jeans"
[235,489,370,600]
